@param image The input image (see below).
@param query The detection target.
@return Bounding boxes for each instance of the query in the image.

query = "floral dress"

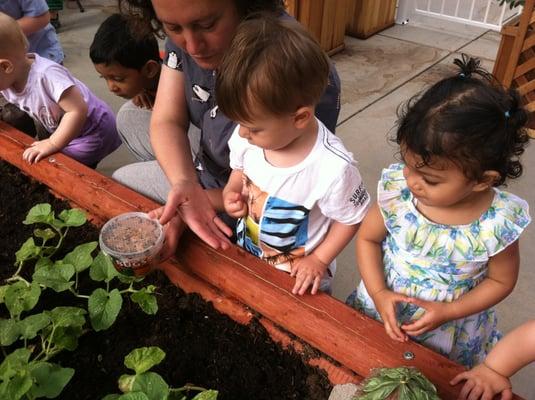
[347,163,531,367]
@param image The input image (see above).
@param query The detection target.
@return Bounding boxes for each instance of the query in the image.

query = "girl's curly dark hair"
[395,54,529,186]
[118,0,285,37]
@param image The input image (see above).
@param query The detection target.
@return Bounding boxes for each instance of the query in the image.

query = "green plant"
[497,0,524,9]
[0,203,159,399]
[353,367,440,400]
[103,346,218,400]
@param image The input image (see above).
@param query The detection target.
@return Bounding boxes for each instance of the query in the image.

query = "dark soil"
[0,160,332,400]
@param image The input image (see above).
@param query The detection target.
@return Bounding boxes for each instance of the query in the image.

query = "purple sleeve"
[19,0,49,17]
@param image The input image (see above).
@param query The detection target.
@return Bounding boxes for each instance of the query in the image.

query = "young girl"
[450,320,535,400]
[347,55,531,367]
[0,12,121,167]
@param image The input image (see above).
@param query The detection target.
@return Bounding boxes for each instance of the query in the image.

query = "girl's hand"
[290,253,328,295]
[159,180,232,250]
[223,191,248,218]
[132,90,155,110]
[401,297,452,336]
[148,208,184,262]
[372,289,410,342]
[450,363,513,400]
[23,139,59,164]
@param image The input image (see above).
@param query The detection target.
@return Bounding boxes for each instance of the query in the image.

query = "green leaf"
[33,263,75,292]
[23,203,52,225]
[89,288,123,331]
[47,325,84,351]
[58,208,87,227]
[0,370,32,400]
[0,318,19,346]
[15,238,40,264]
[124,347,165,375]
[63,241,98,273]
[132,372,169,400]
[168,392,187,400]
[0,285,9,304]
[0,348,31,380]
[131,289,158,315]
[192,390,218,400]
[27,362,74,398]
[118,374,136,393]
[117,393,150,400]
[5,282,41,318]
[17,313,51,340]
[90,251,119,282]
[35,257,53,271]
[47,307,86,328]
[34,228,56,241]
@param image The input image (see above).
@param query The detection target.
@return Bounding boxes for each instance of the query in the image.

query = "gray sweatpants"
[112,100,200,204]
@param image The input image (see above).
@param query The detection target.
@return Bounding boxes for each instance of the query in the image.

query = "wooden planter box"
[0,121,525,399]
[345,0,397,39]
[493,0,535,137]
[285,0,347,56]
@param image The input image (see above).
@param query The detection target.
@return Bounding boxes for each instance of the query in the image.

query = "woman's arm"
[357,203,410,341]
[402,241,520,337]
[149,66,231,250]
[23,86,87,164]
[18,12,50,36]
[450,320,535,400]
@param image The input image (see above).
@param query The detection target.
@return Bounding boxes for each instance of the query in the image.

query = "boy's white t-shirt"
[228,119,370,276]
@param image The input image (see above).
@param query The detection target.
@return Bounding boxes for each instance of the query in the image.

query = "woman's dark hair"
[118,0,285,37]
[396,54,529,186]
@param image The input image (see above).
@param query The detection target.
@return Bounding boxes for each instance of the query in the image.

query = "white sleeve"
[318,164,371,225]
[42,64,77,103]
[228,124,247,170]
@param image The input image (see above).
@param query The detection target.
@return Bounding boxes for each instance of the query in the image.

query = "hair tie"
[505,110,511,119]
[459,72,466,78]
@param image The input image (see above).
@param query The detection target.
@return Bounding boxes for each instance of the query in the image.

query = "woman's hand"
[223,190,248,219]
[450,363,512,400]
[159,180,232,250]
[290,253,328,295]
[371,289,411,342]
[23,139,59,164]
[401,297,453,337]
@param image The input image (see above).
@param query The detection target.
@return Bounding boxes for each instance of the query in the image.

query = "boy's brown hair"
[0,12,28,58]
[216,14,329,122]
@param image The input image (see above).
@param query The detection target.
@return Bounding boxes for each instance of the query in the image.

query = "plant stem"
[172,385,209,393]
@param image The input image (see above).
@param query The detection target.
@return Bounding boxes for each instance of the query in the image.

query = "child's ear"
[474,170,500,191]
[141,60,160,79]
[0,59,14,74]
[293,106,314,129]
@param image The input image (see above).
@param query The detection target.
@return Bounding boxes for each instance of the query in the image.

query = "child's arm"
[222,169,248,218]
[450,320,535,400]
[23,86,88,164]
[291,220,359,296]
[17,12,50,36]
[356,204,411,342]
[402,241,520,337]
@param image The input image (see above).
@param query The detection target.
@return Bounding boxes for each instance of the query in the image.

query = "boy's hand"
[450,363,512,400]
[400,298,452,337]
[23,139,59,164]
[132,90,155,110]
[223,191,248,218]
[290,253,328,296]
[371,289,410,342]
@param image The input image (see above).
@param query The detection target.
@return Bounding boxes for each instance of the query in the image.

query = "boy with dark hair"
[90,13,161,160]
[218,15,370,295]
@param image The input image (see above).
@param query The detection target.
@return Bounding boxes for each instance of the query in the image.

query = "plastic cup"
[99,212,164,277]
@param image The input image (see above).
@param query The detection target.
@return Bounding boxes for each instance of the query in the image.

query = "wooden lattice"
[494,0,535,138]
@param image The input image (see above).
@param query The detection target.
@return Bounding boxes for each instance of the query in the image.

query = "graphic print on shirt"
[37,105,58,132]
[166,51,181,70]
[192,84,210,103]
[237,177,308,272]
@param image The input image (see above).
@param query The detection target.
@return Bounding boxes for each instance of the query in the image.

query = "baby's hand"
[450,363,512,400]
[23,139,59,164]
[290,253,328,295]
[371,289,410,342]
[400,297,452,337]
[223,191,248,218]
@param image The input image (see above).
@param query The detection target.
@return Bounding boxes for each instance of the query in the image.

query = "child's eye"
[423,178,438,186]
[113,77,124,83]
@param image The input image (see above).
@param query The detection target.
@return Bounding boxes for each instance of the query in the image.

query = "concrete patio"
[57,1,534,398]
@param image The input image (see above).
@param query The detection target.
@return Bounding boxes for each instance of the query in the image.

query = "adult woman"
[116,0,341,258]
